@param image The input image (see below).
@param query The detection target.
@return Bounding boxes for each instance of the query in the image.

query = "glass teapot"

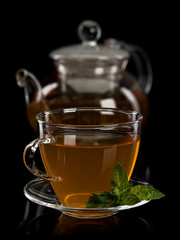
[16,20,153,131]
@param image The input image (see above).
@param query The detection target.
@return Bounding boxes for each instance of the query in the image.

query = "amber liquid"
[39,133,140,208]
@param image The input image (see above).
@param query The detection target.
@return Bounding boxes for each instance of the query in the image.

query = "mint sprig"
[86,163,165,208]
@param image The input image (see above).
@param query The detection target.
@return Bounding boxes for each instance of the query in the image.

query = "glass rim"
[36,107,143,129]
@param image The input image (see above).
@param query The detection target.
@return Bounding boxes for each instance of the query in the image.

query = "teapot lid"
[49,20,129,61]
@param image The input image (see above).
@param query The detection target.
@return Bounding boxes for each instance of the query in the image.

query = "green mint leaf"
[86,163,165,208]
[113,163,129,188]
[131,185,165,201]
[110,179,116,191]
[96,192,114,203]
[86,192,115,208]
[117,191,140,206]
[111,182,131,199]
[86,194,102,208]
[111,164,131,199]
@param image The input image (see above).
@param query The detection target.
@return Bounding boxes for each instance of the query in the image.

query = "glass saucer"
[24,178,149,219]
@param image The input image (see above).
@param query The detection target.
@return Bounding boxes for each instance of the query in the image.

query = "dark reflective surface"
[18,201,155,239]
[14,196,172,239]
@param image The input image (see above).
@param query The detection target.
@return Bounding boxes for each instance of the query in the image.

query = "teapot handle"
[127,44,153,94]
[104,39,153,94]
[16,68,44,104]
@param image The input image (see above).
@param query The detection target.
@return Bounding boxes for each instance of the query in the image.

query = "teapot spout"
[16,68,44,104]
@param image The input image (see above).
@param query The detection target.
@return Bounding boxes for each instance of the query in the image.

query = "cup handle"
[23,138,61,182]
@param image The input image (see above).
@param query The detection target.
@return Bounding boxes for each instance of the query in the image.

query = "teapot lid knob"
[77,20,101,45]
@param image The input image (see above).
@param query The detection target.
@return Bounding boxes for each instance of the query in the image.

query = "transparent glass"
[24,178,149,219]
[16,21,152,132]
[23,107,143,218]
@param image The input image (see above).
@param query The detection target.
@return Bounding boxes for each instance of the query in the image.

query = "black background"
[1,2,177,238]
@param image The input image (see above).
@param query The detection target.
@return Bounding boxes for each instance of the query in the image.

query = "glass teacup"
[23,108,143,218]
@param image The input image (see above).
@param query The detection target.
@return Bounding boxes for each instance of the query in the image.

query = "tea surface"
[39,133,140,208]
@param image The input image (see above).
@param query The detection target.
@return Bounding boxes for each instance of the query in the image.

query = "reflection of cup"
[23,108,142,218]
[52,213,153,238]
[53,213,120,237]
